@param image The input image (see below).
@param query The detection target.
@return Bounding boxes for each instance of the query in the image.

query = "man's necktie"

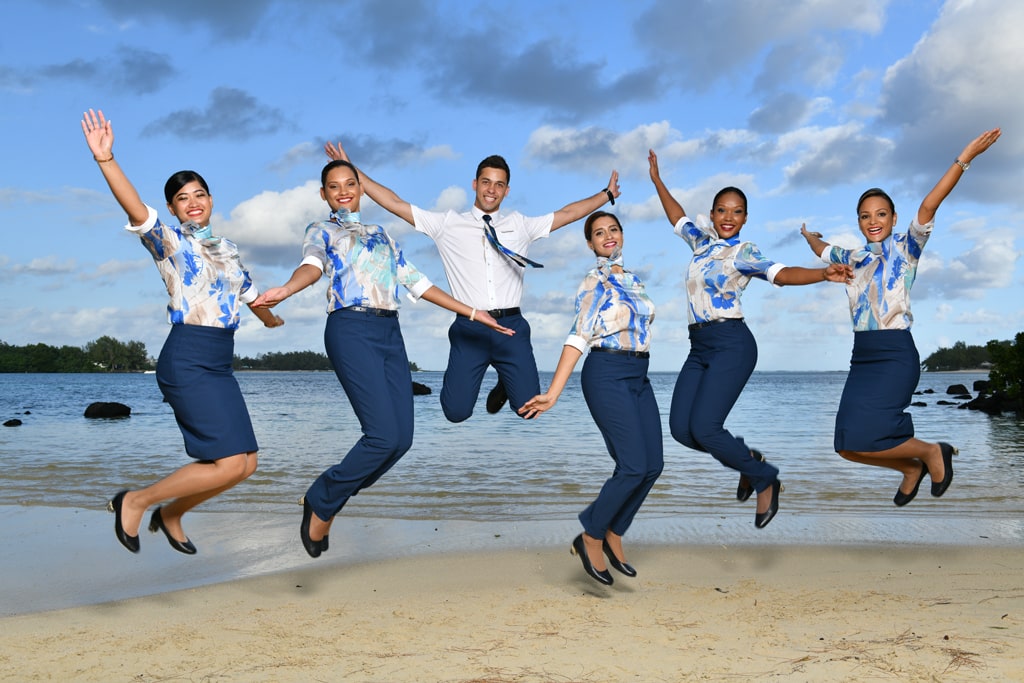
[483,214,543,268]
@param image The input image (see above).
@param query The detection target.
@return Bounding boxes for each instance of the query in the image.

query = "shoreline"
[2,505,1022,617]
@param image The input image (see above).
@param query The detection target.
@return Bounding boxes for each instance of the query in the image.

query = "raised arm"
[324,141,415,225]
[800,224,829,258]
[648,149,686,226]
[517,345,584,419]
[918,128,1001,225]
[550,170,620,231]
[81,109,149,226]
[418,286,514,336]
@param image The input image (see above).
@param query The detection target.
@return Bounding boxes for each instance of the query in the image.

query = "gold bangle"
[470,308,477,322]
[94,154,114,163]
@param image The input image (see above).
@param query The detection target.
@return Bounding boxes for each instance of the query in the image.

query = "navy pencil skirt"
[834,329,919,453]
[156,324,258,460]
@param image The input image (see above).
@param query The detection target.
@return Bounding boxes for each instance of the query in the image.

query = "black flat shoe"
[894,462,928,507]
[148,507,197,554]
[107,490,140,553]
[571,534,612,585]
[754,480,781,529]
[486,382,508,414]
[321,534,329,553]
[736,448,765,502]
[300,497,322,558]
[602,539,636,577]
[931,442,958,497]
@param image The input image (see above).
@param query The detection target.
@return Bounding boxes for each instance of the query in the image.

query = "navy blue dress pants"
[306,308,414,521]
[578,351,664,539]
[670,320,779,494]
[440,312,540,422]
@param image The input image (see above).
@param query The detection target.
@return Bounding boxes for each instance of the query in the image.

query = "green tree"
[85,336,150,372]
[987,334,1024,401]
[921,341,990,371]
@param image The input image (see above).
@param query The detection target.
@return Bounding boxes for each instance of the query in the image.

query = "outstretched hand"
[823,263,854,283]
[648,149,662,183]
[800,224,823,241]
[959,128,1001,164]
[517,393,555,419]
[252,287,291,308]
[324,141,350,162]
[605,170,621,201]
[473,310,516,337]
[81,109,113,159]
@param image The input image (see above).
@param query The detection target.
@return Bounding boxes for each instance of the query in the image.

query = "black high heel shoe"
[148,507,197,555]
[571,534,612,585]
[894,462,928,507]
[736,448,766,502]
[300,497,322,558]
[931,443,958,497]
[602,539,637,577]
[107,490,140,553]
[754,480,781,529]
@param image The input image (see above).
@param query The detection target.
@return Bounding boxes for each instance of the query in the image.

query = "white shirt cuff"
[564,334,588,353]
[406,278,433,302]
[125,205,158,233]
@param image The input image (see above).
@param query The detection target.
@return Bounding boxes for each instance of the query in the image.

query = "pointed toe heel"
[300,497,323,558]
[736,448,765,502]
[754,480,781,529]
[108,490,140,553]
[894,462,928,507]
[602,539,637,577]
[148,507,197,555]
[930,443,958,497]
[571,534,612,585]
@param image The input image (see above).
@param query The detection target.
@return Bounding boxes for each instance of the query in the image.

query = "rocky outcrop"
[84,402,131,419]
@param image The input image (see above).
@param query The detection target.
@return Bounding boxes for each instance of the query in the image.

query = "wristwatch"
[955,158,970,171]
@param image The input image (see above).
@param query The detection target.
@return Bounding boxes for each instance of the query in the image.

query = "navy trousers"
[578,351,664,539]
[670,320,778,493]
[306,308,414,521]
[439,312,540,422]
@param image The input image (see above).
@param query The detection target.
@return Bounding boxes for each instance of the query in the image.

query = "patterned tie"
[482,214,543,268]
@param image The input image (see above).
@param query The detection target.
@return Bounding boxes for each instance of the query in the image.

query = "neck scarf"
[181,220,220,245]
[596,246,624,280]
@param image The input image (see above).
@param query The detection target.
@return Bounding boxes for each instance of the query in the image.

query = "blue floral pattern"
[129,205,257,329]
[565,268,655,353]
[674,216,782,324]
[822,218,932,331]
[300,217,431,311]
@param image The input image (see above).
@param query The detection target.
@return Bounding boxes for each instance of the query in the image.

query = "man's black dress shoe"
[894,462,928,507]
[602,538,637,577]
[486,382,508,414]
[931,442,958,497]
[108,490,140,553]
[149,507,197,554]
[300,497,322,558]
[754,480,781,529]
[571,534,612,585]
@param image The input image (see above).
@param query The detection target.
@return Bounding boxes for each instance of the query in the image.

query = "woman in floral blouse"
[519,211,660,586]
[254,160,511,558]
[802,128,1000,507]
[648,150,850,529]
[82,109,284,556]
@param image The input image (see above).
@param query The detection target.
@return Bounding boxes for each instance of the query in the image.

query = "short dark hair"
[712,186,748,211]
[164,171,210,204]
[321,160,360,188]
[857,187,895,214]
[475,155,510,183]
[584,211,622,241]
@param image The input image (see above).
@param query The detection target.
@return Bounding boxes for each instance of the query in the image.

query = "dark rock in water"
[3,419,22,427]
[963,391,1024,415]
[23,410,31,415]
[946,383,970,395]
[936,400,958,405]
[911,401,927,407]
[973,379,990,394]
[953,394,972,400]
[922,388,935,394]
[412,381,432,396]
[84,402,131,419]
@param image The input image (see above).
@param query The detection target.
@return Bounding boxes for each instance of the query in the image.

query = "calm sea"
[1,370,1022,521]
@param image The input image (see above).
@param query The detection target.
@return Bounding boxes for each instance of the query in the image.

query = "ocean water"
[2,370,1022,524]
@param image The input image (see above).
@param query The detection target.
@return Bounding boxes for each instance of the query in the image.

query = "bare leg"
[840,438,944,494]
[118,452,255,538]
[604,530,627,563]
[583,531,607,572]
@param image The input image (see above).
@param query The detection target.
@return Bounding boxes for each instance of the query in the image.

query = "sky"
[2,0,1021,372]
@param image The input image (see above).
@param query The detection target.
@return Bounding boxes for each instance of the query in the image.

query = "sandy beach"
[1,507,1022,682]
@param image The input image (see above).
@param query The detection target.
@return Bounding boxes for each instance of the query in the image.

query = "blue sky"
[3,0,1020,372]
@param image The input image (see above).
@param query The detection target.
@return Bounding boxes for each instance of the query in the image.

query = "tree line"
[0,338,421,373]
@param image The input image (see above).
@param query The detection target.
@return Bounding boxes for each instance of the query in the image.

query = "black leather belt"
[487,307,521,318]
[590,347,650,359]
[344,306,398,317]
[688,317,743,331]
